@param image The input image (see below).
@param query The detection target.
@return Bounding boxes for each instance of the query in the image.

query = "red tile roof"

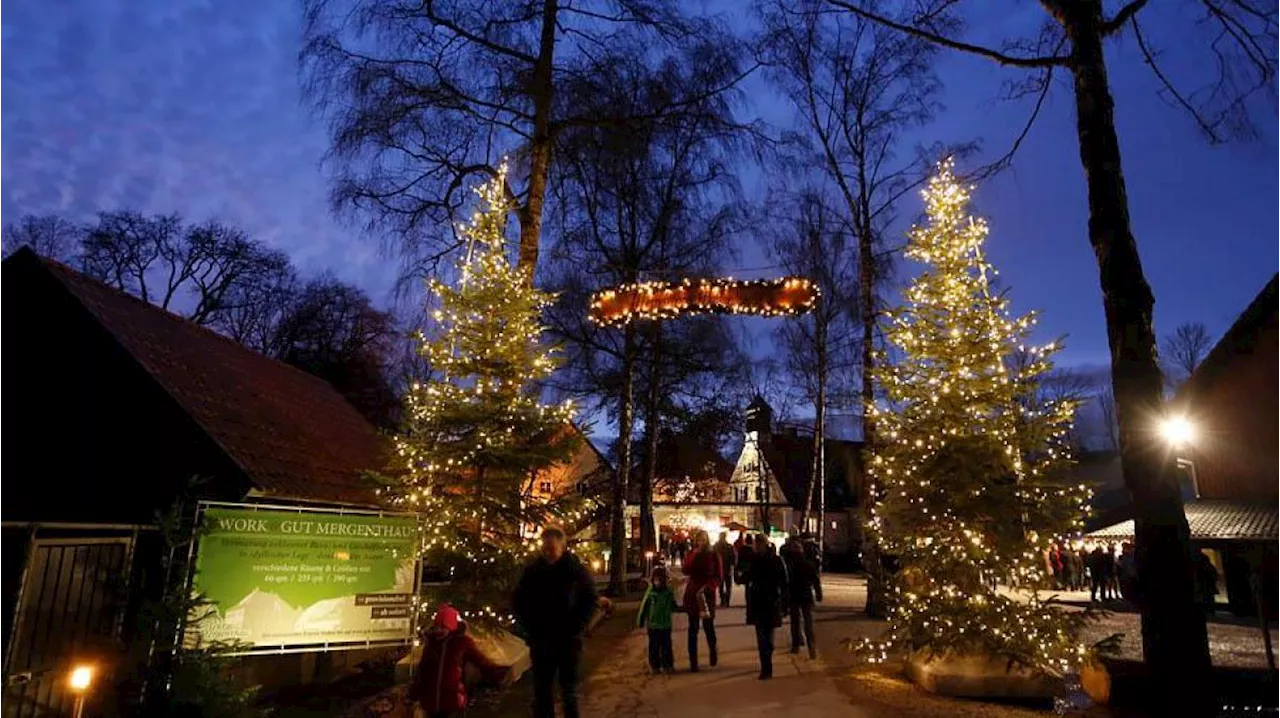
[34,254,388,506]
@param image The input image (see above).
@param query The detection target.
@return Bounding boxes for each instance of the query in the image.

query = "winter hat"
[433,603,460,632]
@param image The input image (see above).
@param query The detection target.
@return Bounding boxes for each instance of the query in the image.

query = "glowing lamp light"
[69,665,94,692]
[644,551,655,560]
[1159,415,1196,448]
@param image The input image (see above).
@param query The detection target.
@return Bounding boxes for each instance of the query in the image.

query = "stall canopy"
[1087,499,1277,542]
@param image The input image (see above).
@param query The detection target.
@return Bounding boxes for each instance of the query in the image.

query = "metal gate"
[4,537,133,718]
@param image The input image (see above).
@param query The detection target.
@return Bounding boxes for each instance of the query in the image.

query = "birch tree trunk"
[1054,1,1210,707]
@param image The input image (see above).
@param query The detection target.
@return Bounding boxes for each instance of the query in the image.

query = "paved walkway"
[578,603,869,717]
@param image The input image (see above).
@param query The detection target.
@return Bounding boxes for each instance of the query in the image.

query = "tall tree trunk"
[814,317,827,566]
[609,324,637,596]
[640,324,662,554]
[517,0,558,275]
[802,311,826,533]
[855,195,887,617]
[1058,1,1210,707]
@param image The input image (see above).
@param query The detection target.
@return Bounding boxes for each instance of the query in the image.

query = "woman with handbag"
[745,535,789,680]
[681,529,722,672]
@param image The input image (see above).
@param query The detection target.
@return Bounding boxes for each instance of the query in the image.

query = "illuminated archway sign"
[589,277,819,327]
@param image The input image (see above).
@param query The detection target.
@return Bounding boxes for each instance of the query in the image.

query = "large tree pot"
[904,647,1060,699]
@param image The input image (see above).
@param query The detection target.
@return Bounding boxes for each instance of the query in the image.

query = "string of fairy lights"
[385,165,592,626]
[588,276,819,326]
[859,159,1094,676]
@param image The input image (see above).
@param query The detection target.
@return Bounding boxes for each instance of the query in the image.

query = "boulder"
[904,648,1059,699]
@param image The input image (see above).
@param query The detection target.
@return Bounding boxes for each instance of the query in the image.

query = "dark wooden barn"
[2,248,389,716]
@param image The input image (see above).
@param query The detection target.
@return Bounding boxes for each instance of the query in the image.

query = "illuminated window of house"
[755,487,763,501]
[539,481,552,494]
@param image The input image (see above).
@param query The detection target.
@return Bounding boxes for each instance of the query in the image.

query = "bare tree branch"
[1100,0,1152,36]
[823,0,1068,68]
[1133,18,1223,142]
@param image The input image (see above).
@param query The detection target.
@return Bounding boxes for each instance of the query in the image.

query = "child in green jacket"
[637,566,677,672]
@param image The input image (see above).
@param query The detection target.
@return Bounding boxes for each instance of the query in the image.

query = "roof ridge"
[9,250,387,506]
[33,253,346,392]
[1176,272,1278,401]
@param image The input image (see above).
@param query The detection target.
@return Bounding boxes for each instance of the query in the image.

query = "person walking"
[1059,543,1076,592]
[513,526,597,718]
[736,533,758,625]
[782,538,821,659]
[637,566,677,673]
[747,534,788,680]
[714,532,737,607]
[1088,544,1107,602]
[1107,543,1122,600]
[1069,544,1086,591]
[1077,545,1091,592]
[1195,552,1219,616]
[1049,544,1064,590]
[1117,542,1139,602]
[681,530,722,671]
[408,604,510,718]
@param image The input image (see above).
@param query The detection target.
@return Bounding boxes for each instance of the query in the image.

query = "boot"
[709,644,718,667]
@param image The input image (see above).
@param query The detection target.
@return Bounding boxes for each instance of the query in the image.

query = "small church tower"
[745,394,773,443]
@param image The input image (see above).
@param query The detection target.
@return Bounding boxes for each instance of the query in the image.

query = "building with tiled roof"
[2,247,390,518]
[1088,274,1278,617]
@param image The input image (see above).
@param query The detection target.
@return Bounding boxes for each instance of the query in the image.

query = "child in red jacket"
[408,604,509,718]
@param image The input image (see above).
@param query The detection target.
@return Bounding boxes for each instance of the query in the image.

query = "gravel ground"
[818,573,1278,670]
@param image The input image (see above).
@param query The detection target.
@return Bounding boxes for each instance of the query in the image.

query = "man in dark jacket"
[735,535,757,625]
[746,535,789,680]
[513,526,597,718]
[714,532,737,607]
[782,538,821,658]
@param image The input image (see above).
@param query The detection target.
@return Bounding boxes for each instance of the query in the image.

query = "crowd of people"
[641,529,823,679]
[1046,540,1219,612]
[1046,540,1139,601]
[410,525,826,717]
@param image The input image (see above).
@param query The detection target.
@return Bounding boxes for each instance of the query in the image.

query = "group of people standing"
[639,529,823,681]
[1047,541,1138,602]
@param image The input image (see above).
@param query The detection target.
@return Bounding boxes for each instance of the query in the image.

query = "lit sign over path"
[589,277,819,327]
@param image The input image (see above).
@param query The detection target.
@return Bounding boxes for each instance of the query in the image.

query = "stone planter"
[904,647,1060,699]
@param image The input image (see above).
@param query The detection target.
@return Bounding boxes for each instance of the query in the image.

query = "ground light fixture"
[68,664,94,718]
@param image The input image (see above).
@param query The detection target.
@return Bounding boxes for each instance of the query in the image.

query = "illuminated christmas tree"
[387,167,582,623]
[864,160,1093,675]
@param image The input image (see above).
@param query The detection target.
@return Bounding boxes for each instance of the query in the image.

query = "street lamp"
[1158,415,1196,448]
[1159,415,1200,499]
[69,664,94,718]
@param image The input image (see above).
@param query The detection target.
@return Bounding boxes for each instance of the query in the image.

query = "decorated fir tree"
[388,167,581,623]
[865,160,1093,675]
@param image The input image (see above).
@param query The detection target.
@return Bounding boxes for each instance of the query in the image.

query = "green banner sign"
[189,506,419,650]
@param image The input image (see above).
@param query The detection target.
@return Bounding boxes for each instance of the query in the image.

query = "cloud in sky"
[4,1,1276,370]
[1,0,397,297]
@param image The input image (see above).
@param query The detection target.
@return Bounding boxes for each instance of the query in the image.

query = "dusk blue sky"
[4,0,1277,378]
